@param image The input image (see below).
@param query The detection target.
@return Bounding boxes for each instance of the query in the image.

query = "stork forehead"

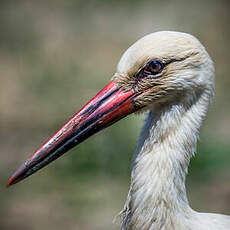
[117,31,204,75]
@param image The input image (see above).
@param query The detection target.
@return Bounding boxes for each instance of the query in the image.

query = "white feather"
[115,31,230,230]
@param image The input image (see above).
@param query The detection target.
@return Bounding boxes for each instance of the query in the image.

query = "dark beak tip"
[6,162,29,187]
[6,175,21,188]
[6,175,15,187]
[6,179,13,187]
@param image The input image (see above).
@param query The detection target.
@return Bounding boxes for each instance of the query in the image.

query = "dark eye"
[147,60,164,75]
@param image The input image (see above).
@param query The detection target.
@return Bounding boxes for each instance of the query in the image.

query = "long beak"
[7,80,140,186]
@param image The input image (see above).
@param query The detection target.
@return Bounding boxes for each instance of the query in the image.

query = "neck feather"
[120,90,212,230]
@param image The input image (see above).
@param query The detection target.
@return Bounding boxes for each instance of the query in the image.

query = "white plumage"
[115,31,230,230]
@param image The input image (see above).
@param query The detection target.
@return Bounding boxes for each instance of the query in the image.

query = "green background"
[1,0,229,229]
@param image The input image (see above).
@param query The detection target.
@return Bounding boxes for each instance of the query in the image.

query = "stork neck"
[121,91,211,230]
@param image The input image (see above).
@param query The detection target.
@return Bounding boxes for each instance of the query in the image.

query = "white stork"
[7,31,230,230]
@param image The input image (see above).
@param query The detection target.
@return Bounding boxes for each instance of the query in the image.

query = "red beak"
[7,80,139,186]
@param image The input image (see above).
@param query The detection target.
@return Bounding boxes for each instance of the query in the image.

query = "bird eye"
[134,59,164,79]
[147,60,164,75]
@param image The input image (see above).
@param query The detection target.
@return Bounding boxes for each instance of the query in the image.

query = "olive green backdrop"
[0,0,229,229]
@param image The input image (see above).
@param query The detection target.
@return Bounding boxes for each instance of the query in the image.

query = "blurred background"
[0,0,230,229]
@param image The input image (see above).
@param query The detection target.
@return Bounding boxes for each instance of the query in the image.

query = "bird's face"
[7,31,214,186]
[113,31,214,109]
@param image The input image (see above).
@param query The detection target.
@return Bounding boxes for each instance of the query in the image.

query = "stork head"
[114,31,214,110]
[7,31,214,186]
